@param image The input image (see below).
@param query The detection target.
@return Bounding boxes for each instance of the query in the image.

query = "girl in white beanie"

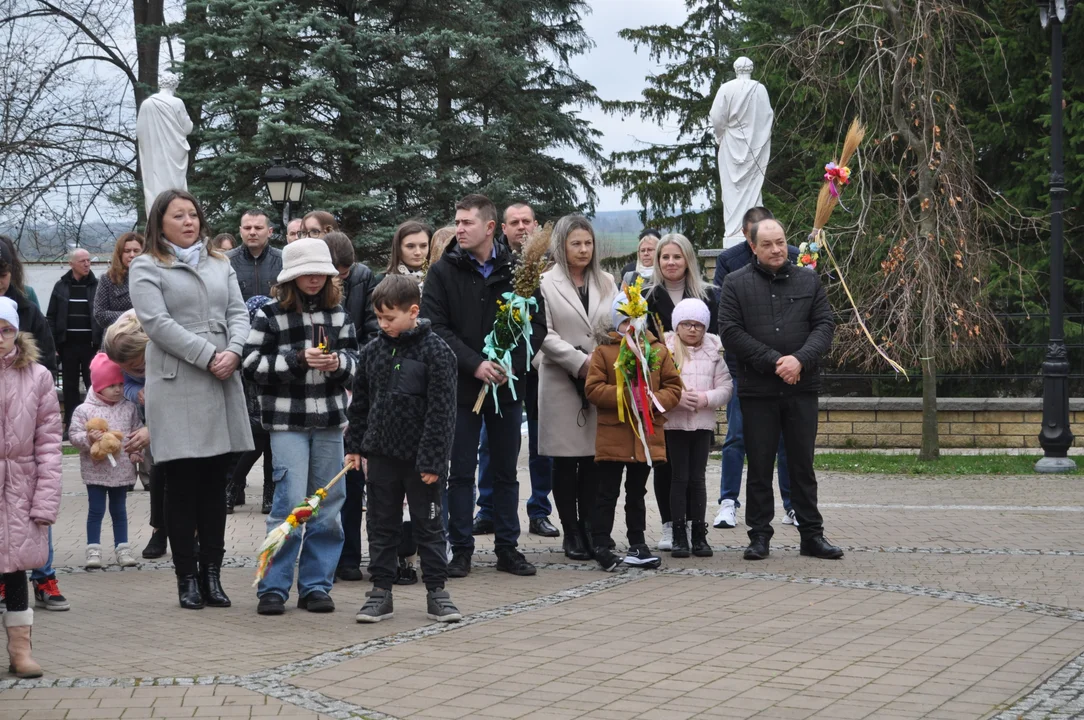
[664,298,733,558]
[0,295,62,676]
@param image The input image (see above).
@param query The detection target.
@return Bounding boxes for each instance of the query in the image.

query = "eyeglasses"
[296,229,323,239]
[0,327,17,338]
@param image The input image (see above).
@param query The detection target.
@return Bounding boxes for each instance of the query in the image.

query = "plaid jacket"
[241,299,359,431]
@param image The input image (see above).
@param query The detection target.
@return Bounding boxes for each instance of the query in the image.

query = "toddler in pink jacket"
[0,296,62,678]
[664,298,733,559]
[69,353,144,570]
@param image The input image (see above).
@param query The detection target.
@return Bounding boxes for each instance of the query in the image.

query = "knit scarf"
[167,241,203,268]
[398,264,426,292]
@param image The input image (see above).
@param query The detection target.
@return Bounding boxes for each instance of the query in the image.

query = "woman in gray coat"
[130,189,253,611]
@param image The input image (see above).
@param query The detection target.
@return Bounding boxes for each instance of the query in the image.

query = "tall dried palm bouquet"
[798,118,908,378]
[472,223,552,414]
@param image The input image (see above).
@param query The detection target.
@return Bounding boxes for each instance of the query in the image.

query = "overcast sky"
[568,0,690,213]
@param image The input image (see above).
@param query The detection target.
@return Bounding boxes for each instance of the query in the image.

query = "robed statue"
[708,57,774,247]
[136,71,193,211]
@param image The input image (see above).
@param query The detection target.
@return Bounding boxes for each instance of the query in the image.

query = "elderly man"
[47,248,100,430]
[286,218,303,244]
[718,218,842,561]
[228,209,283,301]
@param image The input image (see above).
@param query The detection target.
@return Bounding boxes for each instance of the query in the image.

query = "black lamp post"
[263,158,308,231]
[1036,0,1076,473]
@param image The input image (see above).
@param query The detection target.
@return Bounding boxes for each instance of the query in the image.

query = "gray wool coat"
[129,247,254,463]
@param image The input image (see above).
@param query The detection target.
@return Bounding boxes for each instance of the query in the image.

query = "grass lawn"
[812,452,1076,476]
[63,445,78,455]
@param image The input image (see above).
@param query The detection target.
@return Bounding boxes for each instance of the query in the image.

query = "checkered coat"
[241,299,359,431]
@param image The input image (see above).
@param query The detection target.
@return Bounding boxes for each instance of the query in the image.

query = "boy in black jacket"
[345,275,461,623]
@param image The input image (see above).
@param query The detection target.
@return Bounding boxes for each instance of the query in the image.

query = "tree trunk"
[132,0,165,110]
[919,341,939,461]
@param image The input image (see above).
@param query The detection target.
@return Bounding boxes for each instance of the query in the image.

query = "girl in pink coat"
[0,296,62,678]
[69,353,144,570]
[664,298,733,559]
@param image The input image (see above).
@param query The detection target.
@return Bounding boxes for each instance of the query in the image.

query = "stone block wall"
[712,397,1084,449]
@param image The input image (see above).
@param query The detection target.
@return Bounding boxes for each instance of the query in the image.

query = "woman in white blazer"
[538,215,616,560]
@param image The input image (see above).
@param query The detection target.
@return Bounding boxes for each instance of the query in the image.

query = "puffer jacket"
[585,327,683,464]
[341,263,379,342]
[663,332,733,431]
[69,389,143,488]
[0,333,63,574]
[718,259,835,397]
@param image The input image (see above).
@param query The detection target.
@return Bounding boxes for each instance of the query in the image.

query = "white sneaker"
[115,542,138,567]
[714,500,737,529]
[782,509,799,527]
[85,544,103,569]
[657,522,673,551]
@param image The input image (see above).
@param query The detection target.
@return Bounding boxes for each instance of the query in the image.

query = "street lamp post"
[1036,0,1076,473]
[263,158,308,231]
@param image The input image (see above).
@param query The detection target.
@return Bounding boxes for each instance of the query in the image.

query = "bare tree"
[776,0,1012,459]
[0,0,165,254]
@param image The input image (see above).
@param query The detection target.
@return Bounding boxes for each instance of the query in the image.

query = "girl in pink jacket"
[664,298,733,559]
[69,353,144,570]
[0,296,62,678]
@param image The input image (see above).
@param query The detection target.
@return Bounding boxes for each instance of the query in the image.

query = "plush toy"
[86,417,125,466]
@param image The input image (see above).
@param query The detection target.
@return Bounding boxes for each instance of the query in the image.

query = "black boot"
[578,520,595,559]
[671,521,691,558]
[691,522,713,557]
[177,575,205,610]
[199,563,231,607]
[142,529,167,559]
[233,482,246,506]
[562,525,590,561]
[224,482,236,515]
[261,483,274,515]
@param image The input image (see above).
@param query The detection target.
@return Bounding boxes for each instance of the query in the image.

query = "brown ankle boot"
[5,610,42,678]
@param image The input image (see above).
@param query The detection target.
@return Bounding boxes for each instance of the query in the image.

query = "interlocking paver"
[3,452,1084,719]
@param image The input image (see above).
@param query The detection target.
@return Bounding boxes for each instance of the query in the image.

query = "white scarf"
[398,264,426,292]
[167,241,203,268]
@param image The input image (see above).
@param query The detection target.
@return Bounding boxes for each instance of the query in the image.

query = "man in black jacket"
[421,194,546,579]
[47,248,99,429]
[718,218,843,562]
[712,207,799,531]
[228,210,283,301]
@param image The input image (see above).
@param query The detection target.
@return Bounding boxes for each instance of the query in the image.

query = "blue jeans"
[259,428,346,601]
[86,485,129,546]
[29,528,54,582]
[450,404,522,553]
[719,380,791,510]
[476,416,553,522]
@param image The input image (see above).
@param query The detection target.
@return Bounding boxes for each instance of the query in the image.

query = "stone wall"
[712,397,1084,449]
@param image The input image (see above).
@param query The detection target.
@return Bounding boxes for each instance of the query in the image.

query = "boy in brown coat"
[585,315,683,571]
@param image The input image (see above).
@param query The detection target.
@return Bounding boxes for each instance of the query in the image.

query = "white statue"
[709,57,774,247]
[136,71,193,212]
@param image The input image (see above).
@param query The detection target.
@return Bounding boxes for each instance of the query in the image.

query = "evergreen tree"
[179,0,602,257]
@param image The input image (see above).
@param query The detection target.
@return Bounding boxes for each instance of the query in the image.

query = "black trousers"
[338,467,366,570]
[232,426,273,492]
[366,455,447,591]
[591,461,650,548]
[147,448,166,531]
[651,459,693,524]
[60,342,94,427]
[740,394,824,541]
[1,571,28,612]
[551,456,598,530]
[666,429,712,525]
[159,454,230,576]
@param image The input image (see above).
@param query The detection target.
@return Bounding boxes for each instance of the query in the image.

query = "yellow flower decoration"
[315,488,328,499]
[286,514,298,527]
[617,276,649,320]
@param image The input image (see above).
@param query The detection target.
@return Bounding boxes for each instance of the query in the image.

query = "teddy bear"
[86,417,126,465]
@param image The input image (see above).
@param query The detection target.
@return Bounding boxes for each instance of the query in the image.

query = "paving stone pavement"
[3,452,1084,719]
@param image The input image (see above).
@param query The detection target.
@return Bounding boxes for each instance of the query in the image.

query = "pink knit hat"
[671,298,710,329]
[90,353,124,392]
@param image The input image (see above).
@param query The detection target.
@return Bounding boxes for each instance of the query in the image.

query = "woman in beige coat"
[538,215,616,560]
